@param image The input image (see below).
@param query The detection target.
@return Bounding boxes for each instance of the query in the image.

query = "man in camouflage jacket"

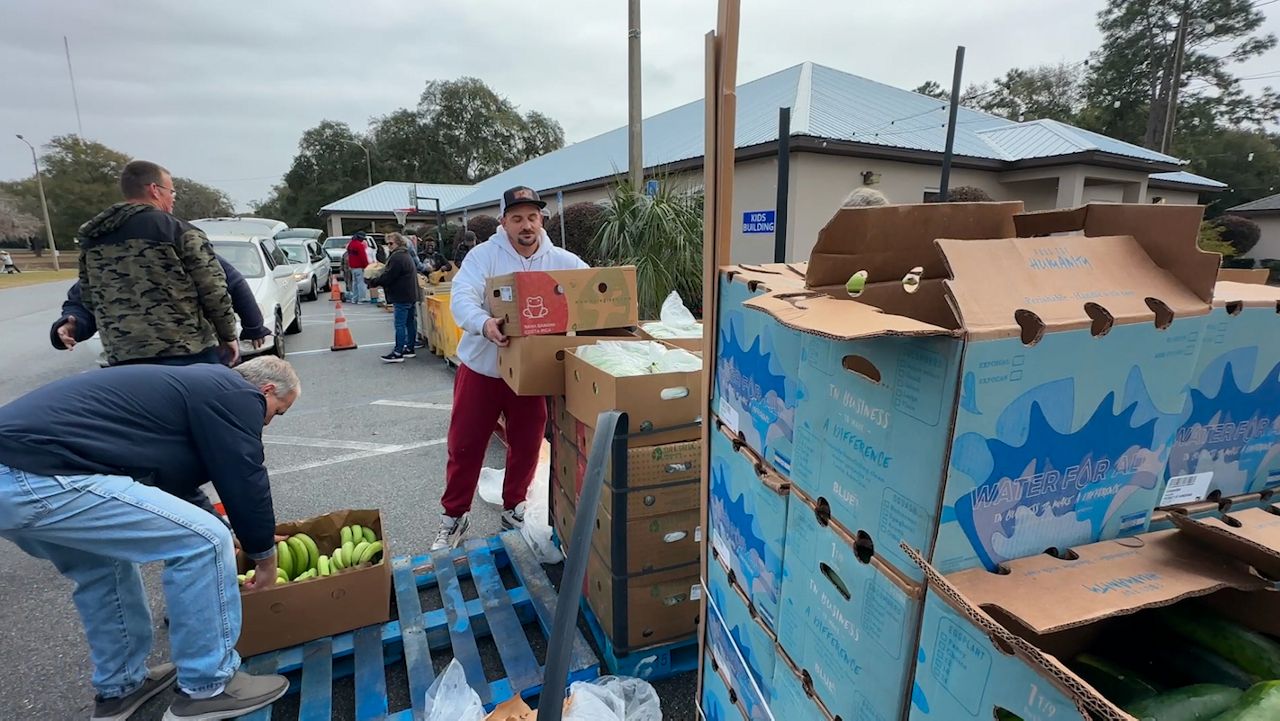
[77,160,240,366]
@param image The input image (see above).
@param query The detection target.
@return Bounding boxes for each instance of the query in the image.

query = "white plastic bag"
[424,659,485,721]
[477,467,505,506]
[641,292,702,340]
[577,340,700,377]
[563,675,663,721]
[477,447,562,564]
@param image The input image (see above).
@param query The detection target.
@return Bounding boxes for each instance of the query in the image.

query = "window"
[923,189,944,203]
[211,242,265,278]
[261,238,288,267]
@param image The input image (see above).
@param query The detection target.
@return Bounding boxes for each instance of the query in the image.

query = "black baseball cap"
[500,186,546,215]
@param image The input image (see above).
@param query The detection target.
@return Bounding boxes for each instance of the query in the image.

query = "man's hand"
[251,337,265,350]
[483,317,509,347]
[243,554,278,592]
[221,340,241,366]
[56,317,78,350]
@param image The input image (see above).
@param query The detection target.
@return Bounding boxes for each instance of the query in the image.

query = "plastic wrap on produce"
[577,340,700,377]
[641,291,702,339]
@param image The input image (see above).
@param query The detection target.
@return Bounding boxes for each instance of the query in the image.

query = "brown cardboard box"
[908,506,1280,721]
[486,267,639,336]
[1217,267,1270,284]
[636,323,703,352]
[551,394,571,431]
[556,428,701,515]
[236,509,391,656]
[584,547,701,649]
[564,346,702,445]
[498,330,636,396]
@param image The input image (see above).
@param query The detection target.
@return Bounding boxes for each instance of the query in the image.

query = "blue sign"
[742,210,776,234]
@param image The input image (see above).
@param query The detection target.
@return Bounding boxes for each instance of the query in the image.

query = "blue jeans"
[393,302,414,354]
[0,464,240,698]
[350,268,368,304]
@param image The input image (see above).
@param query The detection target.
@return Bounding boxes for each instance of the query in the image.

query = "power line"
[202,173,284,183]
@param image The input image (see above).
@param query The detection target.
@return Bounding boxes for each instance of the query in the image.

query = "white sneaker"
[430,513,470,552]
[500,502,526,531]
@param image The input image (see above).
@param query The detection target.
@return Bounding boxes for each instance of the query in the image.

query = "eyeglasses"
[151,183,178,199]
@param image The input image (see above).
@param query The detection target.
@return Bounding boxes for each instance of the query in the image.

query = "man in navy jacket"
[0,358,300,719]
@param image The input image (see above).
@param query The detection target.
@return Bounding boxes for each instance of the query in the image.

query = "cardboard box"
[706,548,777,702]
[712,263,808,477]
[555,429,701,514]
[584,548,700,649]
[498,330,636,396]
[593,502,701,574]
[703,597,775,721]
[776,492,921,721]
[637,323,703,352]
[906,507,1280,721]
[1165,280,1280,499]
[1218,267,1270,284]
[551,394,571,430]
[708,425,789,631]
[751,202,1218,581]
[769,652,837,721]
[700,648,764,721]
[486,266,639,336]
[236,509,392,656]
[564,345,703,445]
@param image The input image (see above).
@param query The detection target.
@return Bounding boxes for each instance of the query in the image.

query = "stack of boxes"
[490,265,708,655]
[697,202,1280,720]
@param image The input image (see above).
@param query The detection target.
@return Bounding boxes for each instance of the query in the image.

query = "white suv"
[208,234,302,357]
[279,238,333,301]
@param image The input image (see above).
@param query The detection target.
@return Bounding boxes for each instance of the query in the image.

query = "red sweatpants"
[442,363,548,516]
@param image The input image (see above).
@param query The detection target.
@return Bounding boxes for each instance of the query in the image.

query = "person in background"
[366,233,420,363]
[51,254,271,362]
[76,160,240,367]
[345,231,371,304]
[2,249,19,273]
[0,357,301,720]
[432,187,588,551]
[453,230,476,266]
[841,187,889,208]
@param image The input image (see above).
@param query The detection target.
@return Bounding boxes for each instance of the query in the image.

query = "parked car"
[208,234,302,358]
[279,238,332,301]
[322,234,379,274]
[193,217,289,239]
[276,227,324,242]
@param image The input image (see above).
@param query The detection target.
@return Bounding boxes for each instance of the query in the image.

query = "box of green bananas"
[235,508,391,656]
[906,506,1280,721]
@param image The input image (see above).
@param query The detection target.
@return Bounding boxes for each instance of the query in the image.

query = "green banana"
[350,525,364,545]
[333,548,346,570]
[294,569,315,581]
[351,541,370,565]
[319,555,330,577]
[342,541,355,562]
[341,526,353,546]
[246,569,256,579]
[295,534,320,570]
[277,541,294,580]
[358,541,383,565]
[286,536,310,573]
[237,574,247,585]
[362,527,376,545]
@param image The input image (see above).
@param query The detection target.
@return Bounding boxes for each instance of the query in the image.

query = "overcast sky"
[2,0,1278,210]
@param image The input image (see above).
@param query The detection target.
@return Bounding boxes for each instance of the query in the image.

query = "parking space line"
[269,437,447,476]
[263,434,396,452]
[288,342,394,356]
[370,400,453,410]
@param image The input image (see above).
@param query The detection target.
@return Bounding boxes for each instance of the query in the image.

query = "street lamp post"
[15,134,59,271]
[342,139,374,231]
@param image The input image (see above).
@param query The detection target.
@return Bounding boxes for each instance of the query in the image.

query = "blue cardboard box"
[752,203,1218,581]
[775,492,922,721]
[706,549,777,701]
[708,426,789,631]
[703,603,775,721]
[700,651,747,721]
[713,264,807,477]
[769,654,835,720]
[1165,280,1280,500]
[906,513,1280,721]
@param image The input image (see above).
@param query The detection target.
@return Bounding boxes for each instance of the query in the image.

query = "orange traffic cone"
[330,278,342,302]
[331,300,358,351]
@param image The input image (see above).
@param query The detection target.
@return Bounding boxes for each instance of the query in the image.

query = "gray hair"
[234,357,301,399]
[842,187,889,208]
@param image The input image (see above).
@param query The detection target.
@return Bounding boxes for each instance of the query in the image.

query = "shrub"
[546,202,608,264]
[1197,220,1236,262]
[465,215,498,245]
[1211,215,1262,257]
[944,185,993,202]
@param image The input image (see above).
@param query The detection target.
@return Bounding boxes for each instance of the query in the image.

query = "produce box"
[637,323,703,352]
[236,509,391,656]
[554,428,701,514]
[751,202,1217,581]
[708,424,788,631]
[769,651,839,721]
[702,593,774,721]
[907,507,1280,721]
[776,490,922,721]
[564,344,703,445]
[1165,280,1280,499]
[583,547,700,649]
[712,263,807,477]
[498,329,637,396]
[425,294,460,359]
[706,548,777,702]
[699,647,763,721]
[485,266,638,336]
[1217,267,1270,284]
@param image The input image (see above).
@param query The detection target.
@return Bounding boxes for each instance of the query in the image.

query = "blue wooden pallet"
[578,595,699,682]
[241,531,599,720]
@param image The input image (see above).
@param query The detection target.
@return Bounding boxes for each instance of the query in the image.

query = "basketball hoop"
[393,209,409,226]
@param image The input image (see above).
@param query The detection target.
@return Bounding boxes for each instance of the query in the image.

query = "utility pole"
[627,0,643,189]
[15,135,59,271]
[64,36,85,141]
[1160,5,1190,155]
[938,46,966,201]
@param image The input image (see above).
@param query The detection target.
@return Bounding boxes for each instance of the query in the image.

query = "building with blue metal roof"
[320,181,476,236]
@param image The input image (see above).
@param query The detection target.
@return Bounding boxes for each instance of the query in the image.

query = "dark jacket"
[0,364,277,558]
[367,247,420,304]
[52,255,268,351]
[77,203,238,365]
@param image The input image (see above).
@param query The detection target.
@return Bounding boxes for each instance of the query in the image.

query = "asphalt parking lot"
[0,281,696,720]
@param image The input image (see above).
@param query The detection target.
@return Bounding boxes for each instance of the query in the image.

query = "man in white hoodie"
[433,186,588,551]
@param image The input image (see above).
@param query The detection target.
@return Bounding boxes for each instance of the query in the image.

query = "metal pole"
[938,46,966,200]
[1160,4,1190,155]
[433,199,443,244]
[557,191,566,248]
[774,107,791,263]
[63,37,84,141]
[627,0,643,188]
[16,135,59,271]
